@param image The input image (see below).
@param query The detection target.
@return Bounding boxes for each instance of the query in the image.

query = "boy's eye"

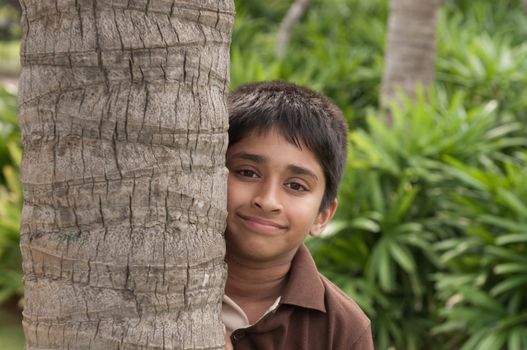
[237,169,258,178]
[285,182,308,192]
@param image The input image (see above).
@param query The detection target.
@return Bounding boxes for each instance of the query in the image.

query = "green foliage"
[309,85,527,349]
[231,0,386,125]
[0,1,22,76]
[234,0,290,24]
[0,2,21,41]
[0,86,22,305]
[0,85,19,171]
[432,153,527,349]
[0,307,24,350]
[0,40,20,76]
[437,17,527,115]
[443,0,527,44]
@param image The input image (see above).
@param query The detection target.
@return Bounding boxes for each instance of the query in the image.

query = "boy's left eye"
[285,182,308,192]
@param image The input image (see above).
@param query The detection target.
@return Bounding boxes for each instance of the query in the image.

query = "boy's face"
[225,129,337,265]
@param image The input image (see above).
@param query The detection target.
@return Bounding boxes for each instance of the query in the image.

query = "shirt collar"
[280,244,326,313]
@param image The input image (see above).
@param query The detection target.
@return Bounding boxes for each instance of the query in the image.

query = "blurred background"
[1,0,527,349]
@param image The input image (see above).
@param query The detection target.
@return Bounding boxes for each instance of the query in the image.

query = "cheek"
[226,176,249,212]
[286,197,320,224]
[226,176,236,212]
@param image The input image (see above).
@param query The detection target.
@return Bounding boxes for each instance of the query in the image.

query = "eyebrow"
[229,152,265,163]
[288,165,319,183]
[229,152,320,183]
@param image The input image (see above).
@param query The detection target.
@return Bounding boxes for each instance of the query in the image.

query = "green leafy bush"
[0,41,20,77]
[437,24,527,115]
[231,0,385,126]
[0,86,22,305]
[433,152,527,350]
[0,3,21,41]
[309,86,526,349]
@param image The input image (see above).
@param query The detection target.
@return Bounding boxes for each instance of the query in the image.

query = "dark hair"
[228,81,348,210]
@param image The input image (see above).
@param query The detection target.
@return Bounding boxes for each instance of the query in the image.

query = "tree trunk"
[380,0,442,107]
[17,1,233,349]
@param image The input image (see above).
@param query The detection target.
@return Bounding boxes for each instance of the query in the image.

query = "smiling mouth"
[237,214,288,232]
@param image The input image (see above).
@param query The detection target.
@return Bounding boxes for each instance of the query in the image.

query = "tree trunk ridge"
[17,0,234,348]
[381,0,442,107]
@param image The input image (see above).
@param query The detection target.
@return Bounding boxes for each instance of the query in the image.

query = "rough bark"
[380,0,442,107]
[17,0,234,349]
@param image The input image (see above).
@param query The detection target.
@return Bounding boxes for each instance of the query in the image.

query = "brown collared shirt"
[222,245,374,350]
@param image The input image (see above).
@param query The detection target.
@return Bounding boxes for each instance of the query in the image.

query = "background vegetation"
[1,0,526,349]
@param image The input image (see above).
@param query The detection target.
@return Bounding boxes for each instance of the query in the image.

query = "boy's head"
[228,81,348,210]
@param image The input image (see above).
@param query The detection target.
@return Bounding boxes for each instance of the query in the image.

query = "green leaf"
[321,221,347,238]
[443,165,488,191]
[388,240,416,274]
[476,332,507,350]
[369,173,385,214]
[398,233,431,251]
[461,329,489,350]
[390,182,419,222]
[496,312,527,330]
[490,275,527,297]
[349,218,381,233]
[442,306,487,322]
[486,246,527,263]
[439,238,481,264]
[367,113,400,155]
[459,286,504,313]
[370,239,395,292]
[508,328,522,350]
[7,141,21,167]
[2,165,21,196]
[497,188,527,217]
[485,122,523,139]
[496,233,527,245]
[494,262,527,275]
[432,320,466,335]
[480,215,526,232]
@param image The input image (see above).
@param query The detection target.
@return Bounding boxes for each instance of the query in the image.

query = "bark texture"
[381,0,442,106]
[17,0,233,349]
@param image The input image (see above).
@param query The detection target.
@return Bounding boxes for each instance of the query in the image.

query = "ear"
[309,199,338,237]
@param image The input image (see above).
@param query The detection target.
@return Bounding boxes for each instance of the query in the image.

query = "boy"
[223,81,373,349]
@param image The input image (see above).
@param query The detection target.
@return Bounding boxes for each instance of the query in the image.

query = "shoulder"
[319,273,369,322]
[319,274,373,349]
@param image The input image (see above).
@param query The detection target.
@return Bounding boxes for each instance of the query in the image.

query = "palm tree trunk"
[381,0,442,107]
[17,1,233,349]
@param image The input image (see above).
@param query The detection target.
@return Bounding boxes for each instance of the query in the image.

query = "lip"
[237,213,288,233]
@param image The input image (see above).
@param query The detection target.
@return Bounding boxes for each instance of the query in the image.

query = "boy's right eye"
[237,169,258,178]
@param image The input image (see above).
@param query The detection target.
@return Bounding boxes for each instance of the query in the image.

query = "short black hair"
[228,81,348,210]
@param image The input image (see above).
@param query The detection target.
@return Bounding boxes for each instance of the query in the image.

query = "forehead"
[227,129,324,175]
[229,126,309,153]
[228,128,307,155]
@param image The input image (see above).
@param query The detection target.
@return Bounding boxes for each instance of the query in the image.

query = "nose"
[252,179,283,213]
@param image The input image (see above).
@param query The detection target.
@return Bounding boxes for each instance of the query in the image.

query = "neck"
[225,254,291,302]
